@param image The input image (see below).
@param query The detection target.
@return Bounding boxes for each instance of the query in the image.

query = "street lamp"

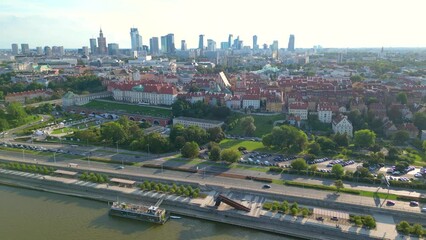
[53,152,56,164]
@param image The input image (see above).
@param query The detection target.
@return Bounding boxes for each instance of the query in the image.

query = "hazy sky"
[1,0,425,49]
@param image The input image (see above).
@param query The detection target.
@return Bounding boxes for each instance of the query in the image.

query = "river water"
[0,185,293,240]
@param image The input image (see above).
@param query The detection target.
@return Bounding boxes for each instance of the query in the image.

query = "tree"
[396,92,408,105]
[209,146,221,161]
[240,116,256,137]
[291,158,308,171]
[220,149,241,163]
[309,164,318,173]
[331,164,345,178]
[143,132,170,153]
[307,142,321,155]
[181,141,199,158]
[334,180,344,193]
[392,130,410,145]
[362,215,376,229]
[316,136,336,152]
[387,105,403,124]
[354,129,376,148]
[423,140,426,152]
[262,125,308,152]
[333,133,349,147]
[207,127,225,143]
[411,224,424,236]
[396,221,411,235]
[101,122,127,144]
[0,118,9,131]
[350,75,364,83]
[355,167,372,178]
[414,112,426,130]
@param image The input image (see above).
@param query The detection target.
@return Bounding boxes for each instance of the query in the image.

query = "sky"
[1,0,426,49]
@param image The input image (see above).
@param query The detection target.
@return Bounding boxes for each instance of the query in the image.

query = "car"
[115,166,124,170]
[316,216,324,221]
[331,217,338,221]
[410,201,419,207]
[421,208,426,213]
[386,201,395,206]
[262,184,271,189]
[414,173,423,178]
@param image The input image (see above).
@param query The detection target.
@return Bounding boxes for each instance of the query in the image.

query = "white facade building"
[318,104,333,123]
[173,117,224,130]
[288,102,308,120]
[332,115,353,137]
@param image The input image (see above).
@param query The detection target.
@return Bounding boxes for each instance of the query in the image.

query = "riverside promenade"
[0,168,410,240]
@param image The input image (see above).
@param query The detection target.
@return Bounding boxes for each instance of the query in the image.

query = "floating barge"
[109,200,169,224]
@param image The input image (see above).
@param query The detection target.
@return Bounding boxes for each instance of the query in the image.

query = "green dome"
[132,84,144,92]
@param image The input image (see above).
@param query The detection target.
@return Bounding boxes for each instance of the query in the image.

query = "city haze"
[1,0,426,49]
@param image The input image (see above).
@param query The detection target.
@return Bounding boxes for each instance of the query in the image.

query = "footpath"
[0,168,405,240]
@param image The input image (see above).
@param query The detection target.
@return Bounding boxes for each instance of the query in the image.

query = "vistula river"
[0,185,294,240]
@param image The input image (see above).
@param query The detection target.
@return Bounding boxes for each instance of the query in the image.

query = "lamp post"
[22,149,25,161]
[53,152,56,164]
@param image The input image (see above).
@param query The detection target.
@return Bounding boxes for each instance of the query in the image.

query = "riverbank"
[0,169,389,240]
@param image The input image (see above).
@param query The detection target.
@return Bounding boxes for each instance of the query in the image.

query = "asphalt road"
[0,148,424,215]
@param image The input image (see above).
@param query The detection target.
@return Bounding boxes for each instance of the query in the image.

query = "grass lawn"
[219,139,273,152]
[83,100,172,118]
[227,114,285,138]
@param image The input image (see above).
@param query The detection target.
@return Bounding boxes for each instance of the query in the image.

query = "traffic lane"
[1,147,426,198]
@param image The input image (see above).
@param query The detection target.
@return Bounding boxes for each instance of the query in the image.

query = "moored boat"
[109,201,169,224]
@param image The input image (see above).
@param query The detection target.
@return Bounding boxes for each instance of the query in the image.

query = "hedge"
[142,164,198,173]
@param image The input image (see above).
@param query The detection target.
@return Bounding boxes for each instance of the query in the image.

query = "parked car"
[410,201,419,207]
[262,184,271,189]
[386,201,395,206]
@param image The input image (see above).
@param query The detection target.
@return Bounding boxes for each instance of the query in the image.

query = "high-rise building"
[21,44,30,55]
[166,33,175,53]
[11,44,18,55]
[97,29,107,55]
[160,36,167,53]
[288,34,295,51]
[108,43,119,55]
[82,46,89,56]
[36,47,43,55]
[44,46,52,56]
[271,40,279,51]
[52,46,64,56]
[252,35,258,50]
[150,37,159,55]
[89,38,97,55]
[228,34,233,49]
[198,34,204,50]
[207,39,216,51]
[233,36,242,50]
[130,28,143,51]
[220,42,229,50]
[263,43,268,50]
[181,40,187,51]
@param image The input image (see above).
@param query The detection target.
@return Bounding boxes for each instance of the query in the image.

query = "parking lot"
[239,151,296,167]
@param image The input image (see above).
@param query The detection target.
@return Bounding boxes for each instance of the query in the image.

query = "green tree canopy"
[262,125,308,152]
[392,130,410,145]
[331,164,345,178]
[396,92,408,104]
[220,149,241,163]
[354,129,376,148]
[334,180,344,192]
[240,116,256,137]
[413,112,426,130]
[290,158,308,171]
[209,146,221,161]
[181,141,199,158]
[100,122,127,144]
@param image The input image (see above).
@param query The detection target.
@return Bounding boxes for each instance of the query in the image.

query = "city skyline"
[1,0,426,49]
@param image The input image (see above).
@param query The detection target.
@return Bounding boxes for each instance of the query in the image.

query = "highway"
[0,147,424,215]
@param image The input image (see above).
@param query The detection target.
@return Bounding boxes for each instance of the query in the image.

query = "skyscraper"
[207,39,216,51]
[252,35,258,50]
[181,40,187,51]
[198,34,204,50]
[97,29,107,55]
[108,43,119,55]
[11,44,18,55]
[21,44,30,55]
[288,34,295,51]
[150,37,159,55]
[228,34,233,49]
[82,46,89,56]
[89,38,97,55]
[166,33,175,53]
[36,47,43,55]
[44,46,52,56]
[160,36,167,53]
[130,28,143,51]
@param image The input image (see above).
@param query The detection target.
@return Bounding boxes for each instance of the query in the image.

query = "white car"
[414,173,423,178]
